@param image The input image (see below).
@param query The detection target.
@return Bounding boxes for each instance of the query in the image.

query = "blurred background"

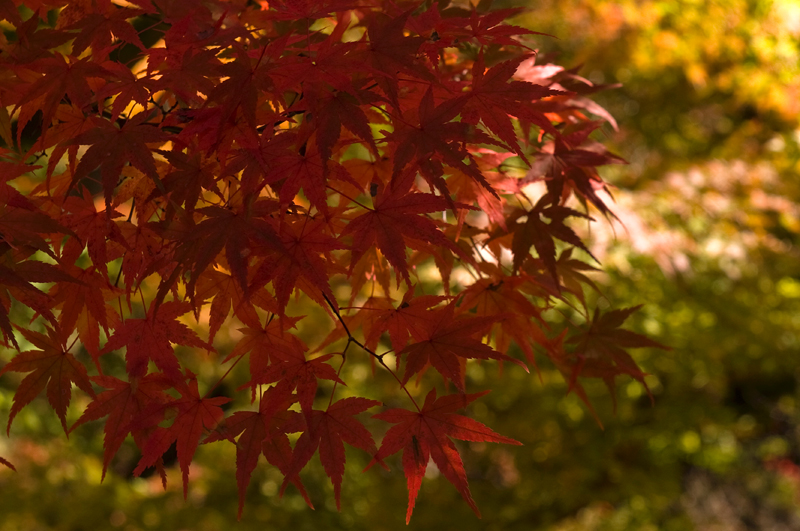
[2,0,800,529]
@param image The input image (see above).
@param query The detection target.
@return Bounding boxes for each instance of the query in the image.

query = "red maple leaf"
[146,47,221,107]
[359,10,429,107]
[461,51,559,160]
[47,264,121,361]
[202,44,276,135]
[116,219,168,297]
[260,137,358,215]
[507,195,597,282]
[344,188,471,285]
[554,248,603,310]
[368,389,521,523]
[95,62,156,123]
[69,373,172,480]
[156,198,279,306]
[0,245,82,347]
[0,167,75,256]
[13,54,110,146]
[60,189,129,280]
[565,306,668,410]
[358,292,444,354]
[398,301,527,391]
[296,84,379,167]
[147,148,219,215]
[223,315,306,400]
[0,324,95,434]
[205,382,311,518]
[131,371,230,497]
[194,268,274,344]
[529,128,626,217]
[63,6,146,57]
[3,7,71,66]
[63,111,166,210]
[281,397,381,510]
[40,104,97,159]
[249,215,343,312]
[457,265,548,368]
[254,350,345,422]
[446,149,516,230]
[384,86,499,195]
[100,300,213,382]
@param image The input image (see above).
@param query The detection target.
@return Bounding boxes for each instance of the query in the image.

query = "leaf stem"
[327,340,350,408]
[326,185,371,210]
[204,350,245,400]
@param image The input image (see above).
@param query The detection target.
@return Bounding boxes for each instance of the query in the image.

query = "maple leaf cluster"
[0,0,665,522]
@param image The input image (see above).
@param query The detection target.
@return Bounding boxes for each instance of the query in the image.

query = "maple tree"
[0,0,665,523]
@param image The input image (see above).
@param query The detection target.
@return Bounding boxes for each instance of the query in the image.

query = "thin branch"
[326,185,371,210]
[321,292,420,411]
[204,350,245,400]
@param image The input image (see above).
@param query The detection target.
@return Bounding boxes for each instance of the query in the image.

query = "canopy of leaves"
[0,0,668,526]
[2,0,800,530]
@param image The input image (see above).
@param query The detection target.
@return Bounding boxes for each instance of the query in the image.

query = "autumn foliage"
[0,0,663,523]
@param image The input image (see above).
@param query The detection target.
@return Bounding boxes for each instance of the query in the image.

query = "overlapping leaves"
[0,0,664,524]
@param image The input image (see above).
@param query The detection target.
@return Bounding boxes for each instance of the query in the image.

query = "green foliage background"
[2,1,800,529]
